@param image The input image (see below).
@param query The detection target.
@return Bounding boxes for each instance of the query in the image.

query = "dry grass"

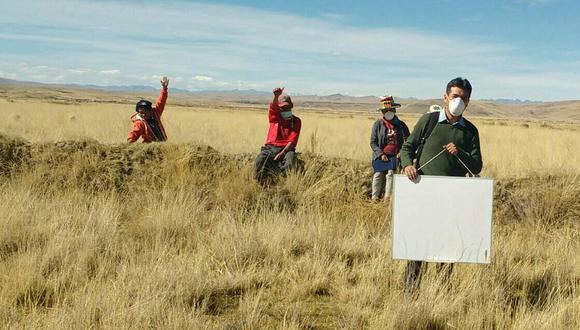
[0,99,579,329]
[2,100,579,178]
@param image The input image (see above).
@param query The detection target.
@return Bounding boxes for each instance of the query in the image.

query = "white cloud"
[192,75,213,82]
[0,0,577,99]
[0,1,509,67]
[28,74,49,81]
[319,13,346,21]
[187,76,232,90]
[515,0,559,6]
[0,71,18,80]
[100,69,120,75]
[68,68,90,74]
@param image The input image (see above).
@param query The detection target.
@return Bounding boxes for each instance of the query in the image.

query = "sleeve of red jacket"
[268,103,280,123]
[127,121,145,142]
[153,87,168,117]
[287,117,302,146]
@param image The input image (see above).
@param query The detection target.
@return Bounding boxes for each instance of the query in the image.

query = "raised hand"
[161,76,169,88]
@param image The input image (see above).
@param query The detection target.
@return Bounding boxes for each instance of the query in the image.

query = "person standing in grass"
[127,76,169,143]
[253,87,302,185]
[399,77,483,294]
[370,95,410,202]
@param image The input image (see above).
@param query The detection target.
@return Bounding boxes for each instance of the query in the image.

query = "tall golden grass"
[2,101,579,178]
[0,100,579,329]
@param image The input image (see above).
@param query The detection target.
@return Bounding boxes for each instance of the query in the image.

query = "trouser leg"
[435,263,454,284]
[253,146,276,183]
[384,170,394,198]
[280,150,297,175]
[371,171,386,200]
[404,260,424,295]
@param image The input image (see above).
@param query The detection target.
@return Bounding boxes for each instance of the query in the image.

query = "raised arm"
[272,87,283,105]
[268,87,284,122]
[153,76,169,116]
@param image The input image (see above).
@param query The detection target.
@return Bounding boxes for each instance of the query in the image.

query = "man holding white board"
[399,77,483,294]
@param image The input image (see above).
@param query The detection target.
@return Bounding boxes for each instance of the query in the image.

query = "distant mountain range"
[0,78,270,96]
[1,78,579,121]
[479,98,543,105]
[0,78,544,104]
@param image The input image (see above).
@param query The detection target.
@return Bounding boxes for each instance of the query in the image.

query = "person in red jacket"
[127,77,169,143]
[253,87,302,184]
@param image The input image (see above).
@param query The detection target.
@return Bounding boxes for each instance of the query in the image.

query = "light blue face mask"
[281,111,293,120]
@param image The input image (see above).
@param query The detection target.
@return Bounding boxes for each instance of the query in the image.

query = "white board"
[392,174,493,264]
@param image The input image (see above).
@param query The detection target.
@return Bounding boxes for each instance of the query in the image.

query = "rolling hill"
[1,78,578,121]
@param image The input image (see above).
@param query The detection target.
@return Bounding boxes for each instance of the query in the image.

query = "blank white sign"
[392,175,493,264]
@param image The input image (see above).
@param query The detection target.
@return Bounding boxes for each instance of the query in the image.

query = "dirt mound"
[1,134,578,226]
[0,133,30,174]
[495,174,580,226]
[0,134,369,192]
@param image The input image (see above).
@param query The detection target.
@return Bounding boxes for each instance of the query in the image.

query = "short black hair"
[446,77,472,99]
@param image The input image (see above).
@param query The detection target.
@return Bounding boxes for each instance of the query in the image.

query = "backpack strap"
[415,111,440,163]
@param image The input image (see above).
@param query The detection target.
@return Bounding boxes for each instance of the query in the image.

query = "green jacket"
[400,112,483,177]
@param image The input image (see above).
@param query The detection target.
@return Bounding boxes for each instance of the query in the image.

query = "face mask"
[281,111,293,120]
[383,111,395,121]
[448,97,466,116]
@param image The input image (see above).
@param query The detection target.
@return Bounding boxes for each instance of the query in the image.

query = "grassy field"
[0,99,579,329]
[1,100,579,178]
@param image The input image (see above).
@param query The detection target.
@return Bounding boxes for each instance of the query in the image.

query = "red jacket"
[264,103,301,147]
[127,87,168,143]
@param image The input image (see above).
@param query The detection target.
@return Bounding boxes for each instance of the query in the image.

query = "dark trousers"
[404,261,454,295]
[253,145,297,184]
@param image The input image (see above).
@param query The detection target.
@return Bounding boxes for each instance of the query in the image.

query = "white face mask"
[383,111,395,121]
[280,111,293,120]
[448,97,466,116]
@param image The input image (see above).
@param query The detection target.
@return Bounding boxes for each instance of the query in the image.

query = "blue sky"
[1,0,579,100]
